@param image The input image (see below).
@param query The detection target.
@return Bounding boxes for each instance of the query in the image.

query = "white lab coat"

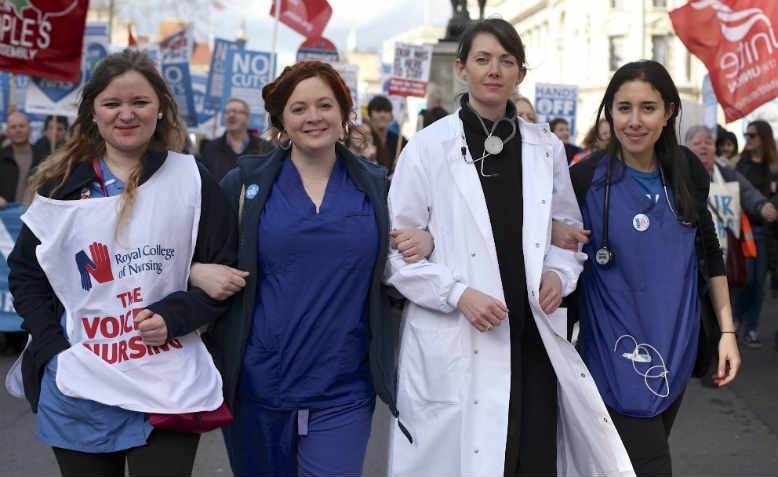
[385,113,634,477]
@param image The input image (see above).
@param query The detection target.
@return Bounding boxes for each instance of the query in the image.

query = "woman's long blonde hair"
[28,49,185,235]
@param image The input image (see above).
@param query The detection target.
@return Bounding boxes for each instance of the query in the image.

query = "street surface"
[1,292,775,476]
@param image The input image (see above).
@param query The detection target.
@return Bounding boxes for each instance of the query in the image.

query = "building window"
[609,35,626,71]
[652,34,672,69]
[612,0,626,8]
[653,0,667,7]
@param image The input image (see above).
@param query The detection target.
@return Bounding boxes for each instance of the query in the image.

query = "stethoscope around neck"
[459,102,518,178]
[595,155,689,267]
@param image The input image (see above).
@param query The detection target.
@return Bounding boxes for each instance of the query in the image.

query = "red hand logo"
[86,242,114,284]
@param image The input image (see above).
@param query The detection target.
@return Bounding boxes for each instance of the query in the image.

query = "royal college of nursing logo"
[74,242,115,292]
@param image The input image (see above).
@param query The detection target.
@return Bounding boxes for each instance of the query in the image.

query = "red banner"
[670,0,778,122]
[270,0,332,39]
[388,78,428,98]
[0,0,89,82]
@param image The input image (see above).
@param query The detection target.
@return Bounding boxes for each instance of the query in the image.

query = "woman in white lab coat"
[385,19,633,477]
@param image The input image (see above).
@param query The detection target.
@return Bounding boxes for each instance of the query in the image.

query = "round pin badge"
[633,213,650,232]
[246,184,259,199]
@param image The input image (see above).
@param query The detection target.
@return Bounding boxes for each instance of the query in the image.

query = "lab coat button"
[471,252,476,257]
[545,152,550,158]
[474,449,479,454]
[474,349,479,355]
[603,417,609,423]
[474,400,479,405]
[580,372,586,378]
[535,242,540,248]
[541,199,546,204]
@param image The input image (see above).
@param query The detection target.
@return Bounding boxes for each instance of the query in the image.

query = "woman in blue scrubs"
[202,61,431,477]
[566,61,741,476]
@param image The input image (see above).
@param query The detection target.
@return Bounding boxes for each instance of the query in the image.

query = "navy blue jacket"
[205,143,402,423]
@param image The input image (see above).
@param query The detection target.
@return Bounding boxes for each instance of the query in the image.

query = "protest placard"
[222,49,276,131]
[0,204,24,332]
[534,83,579,137]
[332,64,359,122]
[24,23,109,117]
[388,43,433,98]
[160,25,196,127]
[205,38,244,113]
[0,0,89,82]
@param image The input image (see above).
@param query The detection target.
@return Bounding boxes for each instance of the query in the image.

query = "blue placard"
[205,38,244,113]
[162,62,197,128]
[0,204,24,332]
[534,83,579,138]
[222,49,276,131]
[191,73,213,124]
[0,72,10,122]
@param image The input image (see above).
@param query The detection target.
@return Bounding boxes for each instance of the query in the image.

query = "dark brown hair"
[596,60,697,223]
[457,18,526,70]
[582,119,609,151]
[262,61,352,132]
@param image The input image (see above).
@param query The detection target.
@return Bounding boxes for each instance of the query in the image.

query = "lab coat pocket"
[403,322,463,404]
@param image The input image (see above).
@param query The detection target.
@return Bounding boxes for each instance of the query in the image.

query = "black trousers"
[504,316,558,477]
[52,428,200,477]
[607,391,685,477]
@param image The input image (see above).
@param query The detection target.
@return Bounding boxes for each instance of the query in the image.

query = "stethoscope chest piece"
[484,135,504,155]
[595,246,614,266]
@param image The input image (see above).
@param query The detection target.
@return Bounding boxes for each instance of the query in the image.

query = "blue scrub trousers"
[225,396,375,477]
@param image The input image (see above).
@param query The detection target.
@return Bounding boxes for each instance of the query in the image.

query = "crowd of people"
[0,15,776,477]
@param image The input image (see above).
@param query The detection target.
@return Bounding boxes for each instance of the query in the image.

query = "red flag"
[270,0,332,39]
[128,25,138,46]
[0,0,90,82]
[670,0,778,122]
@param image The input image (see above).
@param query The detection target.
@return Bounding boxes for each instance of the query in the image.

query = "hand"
[134,309,168,346]
[190,262,249,300]
[391,228,434,263]
[457,287,508,332]
[87,242,114,284]
[551,219,590,252]
[713,333,740,387]
[539,271,563,314]
[0,196,7,209]
[760,202,778,222]
[74,250,97,291]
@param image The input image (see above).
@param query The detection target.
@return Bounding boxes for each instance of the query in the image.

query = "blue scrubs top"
[241,156,378,410]
[579,156,700,418]
[36,159,154,452]
[626,165,662,204]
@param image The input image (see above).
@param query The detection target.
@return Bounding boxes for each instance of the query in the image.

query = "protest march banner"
[270,0,332,39]
[205,38,243,113]
[0,204,24,332]
[222,48,275,131]
[24,22,109,117]
[190,72,221,138]
[138,42,161,72]
[534,83,579,137]
[0,0,89,82]
[332,63,359,122]
[670,0,778,122]
[160,25,196,127]
[388,43,433,98]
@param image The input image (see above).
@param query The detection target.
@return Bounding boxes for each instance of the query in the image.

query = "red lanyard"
[91,156,108,197]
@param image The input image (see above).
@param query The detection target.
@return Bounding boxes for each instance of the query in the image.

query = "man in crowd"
[0,112,45,209]
[33,115,69,158]
[200,98,273,181]
[368,95,407,167]
[550,117,582,165]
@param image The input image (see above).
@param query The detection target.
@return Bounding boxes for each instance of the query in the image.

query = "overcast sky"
[112,0,454,69]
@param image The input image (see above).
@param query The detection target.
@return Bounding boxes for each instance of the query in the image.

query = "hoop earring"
[276,129,292,151]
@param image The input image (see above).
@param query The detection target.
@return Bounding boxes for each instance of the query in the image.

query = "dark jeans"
[735,226,769,334]
[607,392,685,477]
[52,428,200,477]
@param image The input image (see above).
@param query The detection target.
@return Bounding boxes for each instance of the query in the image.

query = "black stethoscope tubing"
[596,155,685,267]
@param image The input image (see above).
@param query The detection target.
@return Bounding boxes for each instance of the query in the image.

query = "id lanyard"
[91,156,108,197]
